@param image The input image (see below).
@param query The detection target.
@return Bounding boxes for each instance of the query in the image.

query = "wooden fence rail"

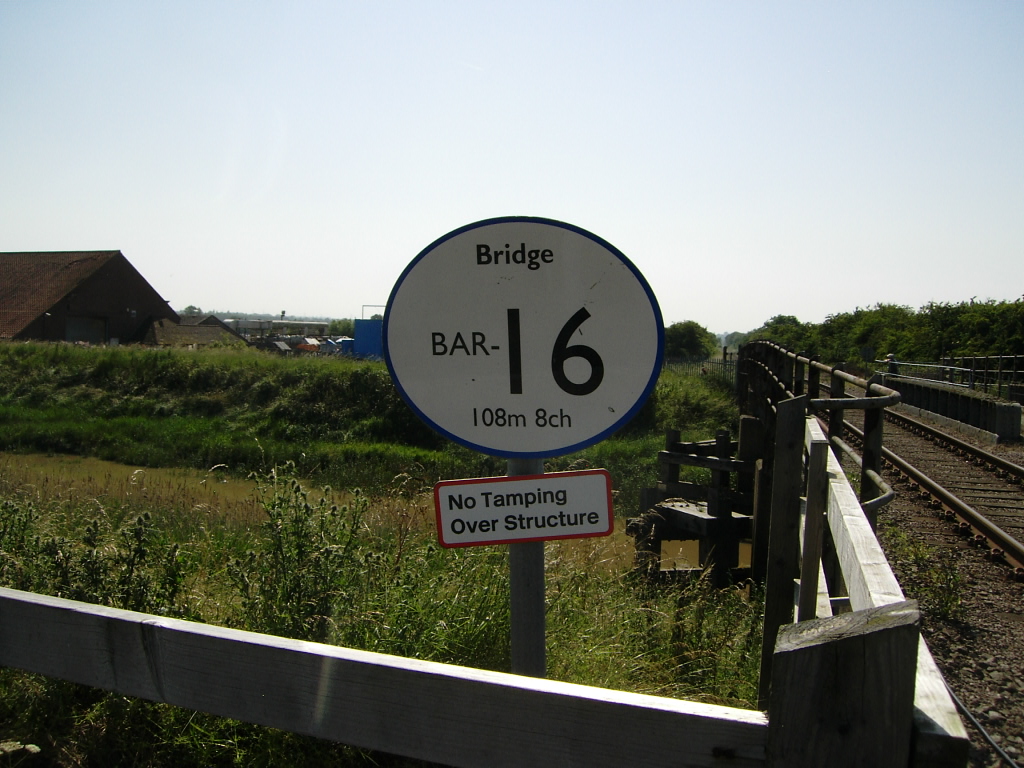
[0,587,767,768]
[794,416,969,767]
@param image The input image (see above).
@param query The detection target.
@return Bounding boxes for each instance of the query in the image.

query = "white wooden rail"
[0,587,767,768]
[794,417,969,768]
[0,419,970,766]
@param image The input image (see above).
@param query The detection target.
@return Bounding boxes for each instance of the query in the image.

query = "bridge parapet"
[881,373,1021,442]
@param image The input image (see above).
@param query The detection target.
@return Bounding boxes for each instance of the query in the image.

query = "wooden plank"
[766,600,920,768]
[815,561,833,618]
[0,587,768,768]
[822,446,970,762]
[797,418,829,621]
[824,445,903,610]
[911,639,971,767]
[758,395,806,707]
[795,500,832,621]
[736,415,763,496]
[750,458,770,582]
[657,451,755,474]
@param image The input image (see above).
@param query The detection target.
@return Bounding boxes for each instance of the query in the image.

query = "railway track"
[879,410,1024,574]
[839,410,1024,576]
[743,345,1024,763]
[822,389,1024,577]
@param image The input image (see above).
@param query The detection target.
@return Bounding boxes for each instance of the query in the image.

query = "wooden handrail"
[0,586,767,768]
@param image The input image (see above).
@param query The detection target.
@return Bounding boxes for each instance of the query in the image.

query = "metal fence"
[878,356,1024,403]
[663,357,737,381]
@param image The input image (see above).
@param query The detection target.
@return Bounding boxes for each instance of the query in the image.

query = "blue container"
[353,319,383,359]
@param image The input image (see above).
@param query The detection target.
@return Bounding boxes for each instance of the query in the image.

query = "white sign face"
[434,470,613,548]
[384,217,663,457]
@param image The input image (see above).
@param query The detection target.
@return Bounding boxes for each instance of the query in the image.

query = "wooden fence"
[0,343,970,766]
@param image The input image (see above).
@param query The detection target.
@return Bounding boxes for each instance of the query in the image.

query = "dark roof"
[0,251,121,338]
[178,314,233,330]
[147,319,246,347]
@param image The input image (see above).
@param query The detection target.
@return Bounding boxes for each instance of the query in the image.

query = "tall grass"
[0,462,761,766]
[0,343,446,483]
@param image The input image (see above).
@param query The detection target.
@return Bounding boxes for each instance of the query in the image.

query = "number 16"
[506,307,605,397]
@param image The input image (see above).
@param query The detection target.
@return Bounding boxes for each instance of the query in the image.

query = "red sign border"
[433,469,614,548]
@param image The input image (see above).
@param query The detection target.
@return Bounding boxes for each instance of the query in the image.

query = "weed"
[878,518,966,622]
[228,464,367,642]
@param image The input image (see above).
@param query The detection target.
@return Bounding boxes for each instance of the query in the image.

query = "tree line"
[736,299,1024,367]
[181,299,1024,371]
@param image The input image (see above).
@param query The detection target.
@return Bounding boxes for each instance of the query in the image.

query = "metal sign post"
[507,457,546,677]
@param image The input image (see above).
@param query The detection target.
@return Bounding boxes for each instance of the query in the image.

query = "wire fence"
[663,357,737,381]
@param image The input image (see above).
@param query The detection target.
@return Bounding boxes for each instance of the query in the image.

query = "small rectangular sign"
[433,469,613,548]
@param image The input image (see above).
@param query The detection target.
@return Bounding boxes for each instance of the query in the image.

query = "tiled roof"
[0,251,120,338]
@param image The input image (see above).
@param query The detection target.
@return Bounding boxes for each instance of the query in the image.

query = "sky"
[2,1,1022,335]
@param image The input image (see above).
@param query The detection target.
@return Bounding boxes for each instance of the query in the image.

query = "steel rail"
[827,433,896,513]
[810,394,900,411]
[885,409,1024,482]
[842,420,1024,575]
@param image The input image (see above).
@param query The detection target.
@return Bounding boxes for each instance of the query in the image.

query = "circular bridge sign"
[384,217,664,458]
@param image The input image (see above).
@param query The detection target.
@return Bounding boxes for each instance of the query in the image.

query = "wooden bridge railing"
[0,586,768,767]
[738,340,969,766]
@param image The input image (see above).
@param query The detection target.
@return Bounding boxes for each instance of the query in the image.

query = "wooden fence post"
[793,356,805,396]
[797,419,829,622]
[766,600,920,768]
[828,364,846,450]
[736,415,762,496]
[778,351,793,394]
[706,429,737,587]
[860,376,885,530]
[758,395,806,708]
[751,458,770,583]
[807,357,821,401]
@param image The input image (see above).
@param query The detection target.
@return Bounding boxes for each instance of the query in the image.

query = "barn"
[0,250,179,344]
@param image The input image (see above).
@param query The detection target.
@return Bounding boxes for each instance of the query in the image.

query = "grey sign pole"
[507,457,546,677]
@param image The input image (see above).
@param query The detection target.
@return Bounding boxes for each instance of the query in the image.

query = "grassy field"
[0,343,759,766]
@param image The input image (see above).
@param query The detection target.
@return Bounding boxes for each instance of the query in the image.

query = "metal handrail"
[740,340,900,517]
[752,342,902,408]
[828,434,896,513]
